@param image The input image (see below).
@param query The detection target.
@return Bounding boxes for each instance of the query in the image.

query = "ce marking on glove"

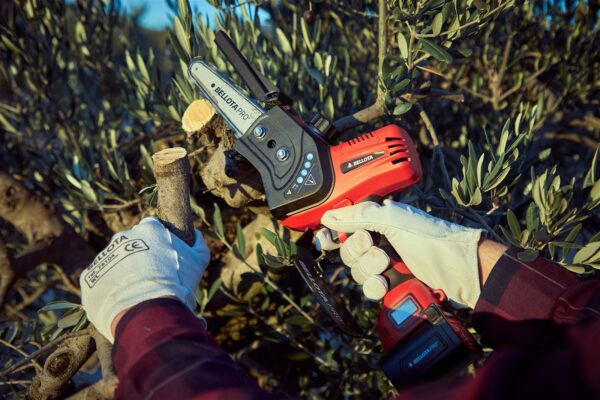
[124,241,144,252]
[84,238,149,288]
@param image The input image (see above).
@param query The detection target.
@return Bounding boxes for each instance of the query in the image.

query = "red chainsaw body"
[280,124,422,231]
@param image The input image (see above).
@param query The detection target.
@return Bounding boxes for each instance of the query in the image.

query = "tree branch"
[333,0,388,132]
[152,147,195,245]
[66,375,118,400]
[28,333,95,400]
[0,329,93,380]
[0,173,96,308]
[62,328,119,400]
[182,100,265,208]
[416,103,451,189]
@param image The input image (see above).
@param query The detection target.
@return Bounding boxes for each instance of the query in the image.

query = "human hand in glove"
[317,200,507,308]
[80,217,211,342]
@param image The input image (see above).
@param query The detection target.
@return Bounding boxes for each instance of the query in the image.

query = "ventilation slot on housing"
[347,132,376,146]
[391,157,409,165]
[385,137,405,142]
[389,148,407,156]
[388,144,407,150]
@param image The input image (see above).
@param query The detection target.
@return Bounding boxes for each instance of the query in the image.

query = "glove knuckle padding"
[339,230,372,265]
[79,217,210,342]
[350,247,390,281]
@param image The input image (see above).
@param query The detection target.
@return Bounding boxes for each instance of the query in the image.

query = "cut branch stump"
[152,147,195,246]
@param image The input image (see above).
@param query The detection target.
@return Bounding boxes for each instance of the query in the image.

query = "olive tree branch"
[416,1,513,39]
[333,0,388,131]
[416,103,451,188]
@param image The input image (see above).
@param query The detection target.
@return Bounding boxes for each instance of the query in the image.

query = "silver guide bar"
[188,59,264,138]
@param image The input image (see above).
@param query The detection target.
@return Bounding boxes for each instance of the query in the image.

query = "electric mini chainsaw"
[188,31,480,389]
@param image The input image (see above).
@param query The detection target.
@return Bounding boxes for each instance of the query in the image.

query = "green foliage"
[38,301,88,340]
[1,0,599,398]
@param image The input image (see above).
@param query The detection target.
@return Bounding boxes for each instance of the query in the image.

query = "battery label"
[341,151,384,173]
[407,337,442,368]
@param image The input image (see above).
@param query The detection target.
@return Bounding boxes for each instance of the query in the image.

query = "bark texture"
[66,375,118,400]
[29,334,95,400]
[182,100,265,208]
[152,147,195,246]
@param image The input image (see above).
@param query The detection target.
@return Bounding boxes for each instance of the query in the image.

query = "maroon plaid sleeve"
[112,251,600,400]
[473,247,600,347]
[112,298,284,400]
[393,248,600,399]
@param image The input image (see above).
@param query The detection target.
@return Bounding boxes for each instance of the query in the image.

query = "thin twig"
[417,103,439,145]
[0,339,42,372]
[490,35,513,109]
[332,0,388,132]
[100,198,142,212]
[375,0,388,102]
[0,380,31,386]
[248,309,340,373]
[3,304,28,320]
[187,144,217,159]
[407,22,416,70]
[416,1,512,39]
[499,66,548,102]
[399,89,464,104]
[417,65,492,102]
[416,104,451,188]
[6,362,38,376]
[51,265,81,296]
[0,328,92,379]
[10,284,48,313]
[465,207,507,244]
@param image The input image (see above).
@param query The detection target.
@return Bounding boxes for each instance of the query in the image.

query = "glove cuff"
[89,283,184,343]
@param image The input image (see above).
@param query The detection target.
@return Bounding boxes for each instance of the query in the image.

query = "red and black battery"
[334,232,482,388]
[377,261,481,388]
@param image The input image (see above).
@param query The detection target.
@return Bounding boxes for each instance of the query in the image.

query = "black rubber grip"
[214,31,279,103]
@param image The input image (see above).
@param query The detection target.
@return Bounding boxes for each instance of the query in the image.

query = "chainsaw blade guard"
[293,230,366,338]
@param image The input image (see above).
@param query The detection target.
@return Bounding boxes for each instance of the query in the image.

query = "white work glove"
[318,200,483,308]
[80,217,210,342]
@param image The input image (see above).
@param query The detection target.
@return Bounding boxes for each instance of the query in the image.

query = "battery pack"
[381,305,480,388]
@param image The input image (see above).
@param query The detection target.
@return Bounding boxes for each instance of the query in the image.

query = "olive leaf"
[419,39,453,64]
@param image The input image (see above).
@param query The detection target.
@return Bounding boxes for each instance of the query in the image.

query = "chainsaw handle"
[336,231,413,295]
[386,259,413,287]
